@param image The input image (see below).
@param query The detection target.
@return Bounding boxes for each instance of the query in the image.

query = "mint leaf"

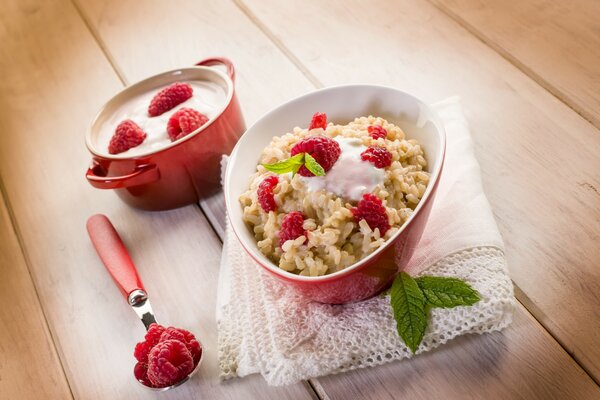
[262,153,304,175]
[390,272,427,353]
[415,276,480,308]
[304,153,325,176]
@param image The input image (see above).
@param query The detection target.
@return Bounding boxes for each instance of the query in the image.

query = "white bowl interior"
[225,85,445,280]
[86,66,233,159]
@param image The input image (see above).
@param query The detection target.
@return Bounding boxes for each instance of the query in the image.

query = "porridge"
[239,112,429,276]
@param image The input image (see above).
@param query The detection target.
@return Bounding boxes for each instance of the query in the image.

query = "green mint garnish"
[262,152,325,177]
[390,272,480,353]
[390,272,427,353]
[415,276,480,308]
[304,153,325,176]
[262,153,305,175]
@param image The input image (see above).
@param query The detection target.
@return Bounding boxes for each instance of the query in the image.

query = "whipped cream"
[301,137,385,202]
[97,81,227,156]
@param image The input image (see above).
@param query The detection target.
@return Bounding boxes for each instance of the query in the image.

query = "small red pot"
[86,58,245,210]
[225,85,446,304]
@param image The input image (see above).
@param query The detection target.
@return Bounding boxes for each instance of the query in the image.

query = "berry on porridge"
[239,112,430,276]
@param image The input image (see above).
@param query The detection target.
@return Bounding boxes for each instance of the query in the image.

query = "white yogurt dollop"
[301,136,385,202]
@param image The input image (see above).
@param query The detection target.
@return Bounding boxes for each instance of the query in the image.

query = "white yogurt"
[97,81,227,156]
[301,137,385,201]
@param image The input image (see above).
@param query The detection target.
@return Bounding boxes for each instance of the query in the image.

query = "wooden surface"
[0,189,72,399]
[431,0,600,129]
[0,0,599,399]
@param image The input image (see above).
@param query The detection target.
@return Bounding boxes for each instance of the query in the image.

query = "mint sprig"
[390,272,480,353]
[390,272,428,353]
[304,153,325,176]
[415,276,480,308]
[262,153,325,177]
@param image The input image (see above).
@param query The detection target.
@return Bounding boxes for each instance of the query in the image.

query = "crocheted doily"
[218,225,514,386]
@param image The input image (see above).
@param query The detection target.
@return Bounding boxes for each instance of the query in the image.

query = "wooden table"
[1,0,599,398]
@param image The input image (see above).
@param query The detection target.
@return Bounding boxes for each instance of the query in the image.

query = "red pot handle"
[86,214,145,300]
[86,162,159,189]
[196,57,235,82]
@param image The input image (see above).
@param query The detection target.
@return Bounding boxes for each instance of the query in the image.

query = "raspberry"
[361,146,392,168]
[134,323,165,363]
[147,339,194,387]
[351,194,390,235]
[368,125,387,140]
[309,112,327,130]
[134,362,154,387]
[291,136,341,177]
[257,175,279,212]
[160,327,203,365]
[108,120,147,154]
[166,108,209,141]
[279,211,306,247]
[148,82,193,117]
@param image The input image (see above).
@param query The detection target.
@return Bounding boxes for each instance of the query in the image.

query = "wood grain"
[430,0,600,130]
[0,189,72,399]
[316,308,599,400]
[73,0,315,122]
[241,0,600,382]
[80,0,600,395]
[0,0,312,398]
[1,0,599,398]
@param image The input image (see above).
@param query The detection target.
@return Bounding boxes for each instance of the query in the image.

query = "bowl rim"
[85,66,234,160]
[225,84,446,282]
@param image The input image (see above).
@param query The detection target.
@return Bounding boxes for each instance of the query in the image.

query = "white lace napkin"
[216,97,515,386]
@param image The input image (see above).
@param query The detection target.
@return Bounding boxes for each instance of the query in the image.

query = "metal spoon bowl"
[87,214,202,391]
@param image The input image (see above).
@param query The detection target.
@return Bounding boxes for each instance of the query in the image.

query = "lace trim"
[218,231,514,386]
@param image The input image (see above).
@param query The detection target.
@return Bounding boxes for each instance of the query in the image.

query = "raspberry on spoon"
[146,339,195,388]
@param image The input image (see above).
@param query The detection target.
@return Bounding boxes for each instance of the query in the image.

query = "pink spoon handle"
[86,214,145,300]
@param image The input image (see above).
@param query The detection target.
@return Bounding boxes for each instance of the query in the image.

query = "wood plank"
[73,0,315,122]
[316,308,599,399]
[0,0,313,398]
[0,188,72,399]
[430,0,600,130]
[241,0,600,383]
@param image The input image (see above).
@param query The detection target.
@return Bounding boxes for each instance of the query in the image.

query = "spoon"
[86,214,202,391]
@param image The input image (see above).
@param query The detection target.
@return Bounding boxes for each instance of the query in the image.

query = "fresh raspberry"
[291,136,341,177]
[309,112,327,130]
[148,82,193,117]
[108,120,147,154]
[351,194,390,235]
[134,323,165,363]
[257,175,279,212]
[160,327,202,365]
[361,146,393,168]
[166,108,209,141]
[147,339,194,388]
[279,211,306,247]
[134,361,155,387]
[368,125,387,140]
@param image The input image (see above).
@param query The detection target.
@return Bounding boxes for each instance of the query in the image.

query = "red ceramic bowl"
[225,85,446,304]
[86,58,245,211]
